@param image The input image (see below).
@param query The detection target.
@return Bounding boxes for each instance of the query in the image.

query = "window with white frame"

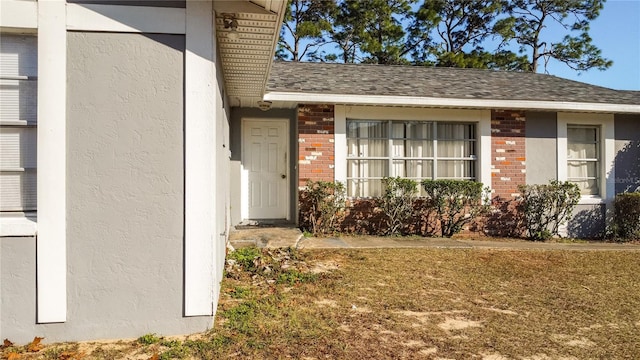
[346,120,476,197]
[0,34,37,215]
[567,125,600,195]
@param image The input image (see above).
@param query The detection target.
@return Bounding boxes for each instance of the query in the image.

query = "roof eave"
[263,91,640,114]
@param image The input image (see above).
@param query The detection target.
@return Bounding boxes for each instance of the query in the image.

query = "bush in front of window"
[380,177,419,236]
[517,180,581,240]
[612,192,640,241]
[298,180,346,235]
[421,179,489,237]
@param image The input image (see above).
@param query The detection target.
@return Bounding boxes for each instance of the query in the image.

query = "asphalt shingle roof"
[267,61,640,105]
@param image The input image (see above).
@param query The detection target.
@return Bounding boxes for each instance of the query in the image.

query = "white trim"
[478,112,492,193]
[240,164,249,220]
[334,105,347,183]
[557,119,568,182]
[184,0,216,317]
[0,0,37,29]
[557,112,615,206]
[343,105,488,122]
[36,0,66,324]
[336,106,492,190]
[264,92,640,114]
[0,216,37,237]
[66,3,186,34]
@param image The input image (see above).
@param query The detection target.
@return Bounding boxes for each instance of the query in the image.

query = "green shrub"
[421,179,489,237]
[518,180,581,240]
[299,180,346,235]
[227,247,262,272]
[380,177,419,235]
[276,269,319,285]
[222,301,258,334]
[137,333,161,345]
[614,192,640,240]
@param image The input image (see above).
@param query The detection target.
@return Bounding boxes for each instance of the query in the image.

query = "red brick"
[491,110,526,199]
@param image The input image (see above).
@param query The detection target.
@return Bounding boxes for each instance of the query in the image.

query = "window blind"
[0,34,37,212]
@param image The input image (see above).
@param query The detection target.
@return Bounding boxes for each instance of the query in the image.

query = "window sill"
[0,216,37,237]
[578,196,605,205]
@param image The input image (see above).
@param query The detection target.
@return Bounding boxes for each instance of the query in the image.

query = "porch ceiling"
[213,0,286,108]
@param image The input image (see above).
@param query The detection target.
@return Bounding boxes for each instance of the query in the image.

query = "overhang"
[213,0,287,108]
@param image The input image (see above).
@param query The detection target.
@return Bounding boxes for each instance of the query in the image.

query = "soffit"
[213,0,285,108]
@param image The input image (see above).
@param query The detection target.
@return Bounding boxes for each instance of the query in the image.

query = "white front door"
[242,119,288,219]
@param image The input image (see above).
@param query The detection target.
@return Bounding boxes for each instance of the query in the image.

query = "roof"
[265,61,640,112]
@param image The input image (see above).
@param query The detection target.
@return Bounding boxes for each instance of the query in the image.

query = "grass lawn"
[3,247,640,359]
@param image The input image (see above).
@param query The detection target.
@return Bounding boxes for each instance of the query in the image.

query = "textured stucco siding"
[66,32,210,340]
[229,107,298,225]
[1,32,212,343]
[1,237,39,342]
[614,114,640,193]
[566,204,606,238]
[525,111,557,185]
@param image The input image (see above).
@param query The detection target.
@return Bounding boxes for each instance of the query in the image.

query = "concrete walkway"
[229,224,639,251]
[298,236,640,251]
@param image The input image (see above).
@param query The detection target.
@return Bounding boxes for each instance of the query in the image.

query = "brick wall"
[491,110,526,200]
[298,104,335,188]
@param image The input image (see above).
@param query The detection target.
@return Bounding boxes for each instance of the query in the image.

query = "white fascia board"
[264,92,640,114]
[66,3,185,34]
[37,0,67,324]
[184,0,216,317]
[0,0,37,29]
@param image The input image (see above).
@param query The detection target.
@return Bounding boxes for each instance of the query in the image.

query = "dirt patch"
[310,260,340,273]
[314,299,338,308]
[482,307,519,315]
[420,347,438,355]
[481,353,509,360]
[565,337,596,348]
[438,317,483,331]
[578,324,603,332]
[350,304,372,313]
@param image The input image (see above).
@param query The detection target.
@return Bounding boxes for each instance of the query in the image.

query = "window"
[0,34,37,215]
[567,125,600,195]
[346,120,476,197]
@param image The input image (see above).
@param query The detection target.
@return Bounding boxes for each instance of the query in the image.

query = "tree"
[496,0,612,72]
[332,0,421,64]
[276,0,336,61]
[411,0,529,70]
[325,0,360,62]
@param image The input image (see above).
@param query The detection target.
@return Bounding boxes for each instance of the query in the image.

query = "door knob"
[281,174,286,179]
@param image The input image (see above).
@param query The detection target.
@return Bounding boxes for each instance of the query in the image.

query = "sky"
[547,0,640,90]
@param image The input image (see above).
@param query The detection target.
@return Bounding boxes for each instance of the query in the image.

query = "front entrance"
[241,119,289,219]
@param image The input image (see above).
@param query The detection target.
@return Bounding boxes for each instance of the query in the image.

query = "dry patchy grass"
[3,247,640,359]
